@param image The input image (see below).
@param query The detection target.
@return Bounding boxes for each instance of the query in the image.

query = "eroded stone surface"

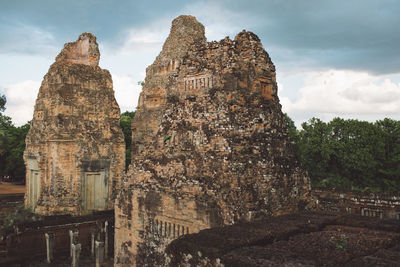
[312,187,400,220]
[55,32,100,66]
[24,33,125,215]
[166,213,400,267]
[115,15,312,265]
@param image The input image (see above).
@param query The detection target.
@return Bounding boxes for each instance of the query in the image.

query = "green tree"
[298,117,333,186]
[0,94,13,174]
[296,116,399,193]
[0,94,30,180]
[0,94,6,112]
[120,111,135,170]
[328,118,384,190]
[375,118,400,192]
[283,113,299,155]
[4,123,30,178]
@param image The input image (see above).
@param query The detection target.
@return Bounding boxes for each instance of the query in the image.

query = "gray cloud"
[0,0,187,48]
[1,0,399,75]
[0,22,57,55]
[220,0,400,74]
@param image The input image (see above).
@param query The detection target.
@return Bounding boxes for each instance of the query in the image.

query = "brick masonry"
[312,188,400,220]
[114,15,312,266]
[24,33,125,216]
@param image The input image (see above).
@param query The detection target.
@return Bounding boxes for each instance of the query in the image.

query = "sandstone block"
[24,33,125,215]
[115,15,312,266]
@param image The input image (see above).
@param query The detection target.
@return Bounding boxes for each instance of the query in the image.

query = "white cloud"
[111,5,245,56]
[277,81,284,92]
[183,2,246,41]
[115,19,170,56]
[112,74,143,112]
[0,23,57,56]
[281,70,400,117]
[2,80,40,126]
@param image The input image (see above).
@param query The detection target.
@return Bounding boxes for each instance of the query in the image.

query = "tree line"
[0,95,30,181]
[284,114,400,193]
[1,93,399,193]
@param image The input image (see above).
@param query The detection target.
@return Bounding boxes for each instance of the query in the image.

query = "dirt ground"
[0,182,25,194]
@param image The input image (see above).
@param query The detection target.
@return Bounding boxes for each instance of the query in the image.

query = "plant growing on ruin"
[0,205,42,229]
[329,235,348,251]
[163,135,172,143]
[120,111,136,170]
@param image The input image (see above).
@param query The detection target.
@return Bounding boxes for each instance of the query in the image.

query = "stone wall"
[24,33,125,215]
[115,15,312,266]
[115,189,220,266]
[312,188,400,220]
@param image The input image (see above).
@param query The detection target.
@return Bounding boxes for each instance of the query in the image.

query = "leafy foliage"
[329,235,348,251]
[163,135,172,142]
[283,113,300,156]
[120,111,136,170]
[0,94,30,180]
[0,205,41,229]
[286,115,400,193]
[0,94,5,112]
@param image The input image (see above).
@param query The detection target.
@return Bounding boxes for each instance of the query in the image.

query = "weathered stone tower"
[114,15,311,265]
[24,33,125,215]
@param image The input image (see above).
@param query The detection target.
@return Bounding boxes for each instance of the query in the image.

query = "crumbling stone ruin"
[24,33,125,215]
[115,15,312,266]
[312,188,400,220]
[166,212,400,266]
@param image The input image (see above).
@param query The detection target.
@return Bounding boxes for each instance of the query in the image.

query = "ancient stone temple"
[24,33,125,215]
[114,15,311,265]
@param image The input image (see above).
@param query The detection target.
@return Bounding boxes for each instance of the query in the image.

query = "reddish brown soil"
[0,182,25,194]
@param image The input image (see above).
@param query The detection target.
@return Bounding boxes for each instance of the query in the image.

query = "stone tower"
[24,33,125,215]
[114,15,311,265]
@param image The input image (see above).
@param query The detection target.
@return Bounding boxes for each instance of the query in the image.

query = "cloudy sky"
[1,0,399,127]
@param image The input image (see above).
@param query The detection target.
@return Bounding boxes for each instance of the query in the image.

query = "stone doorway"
[29,170,40,210]
[26,158,40,210]
[82,171,108,211]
